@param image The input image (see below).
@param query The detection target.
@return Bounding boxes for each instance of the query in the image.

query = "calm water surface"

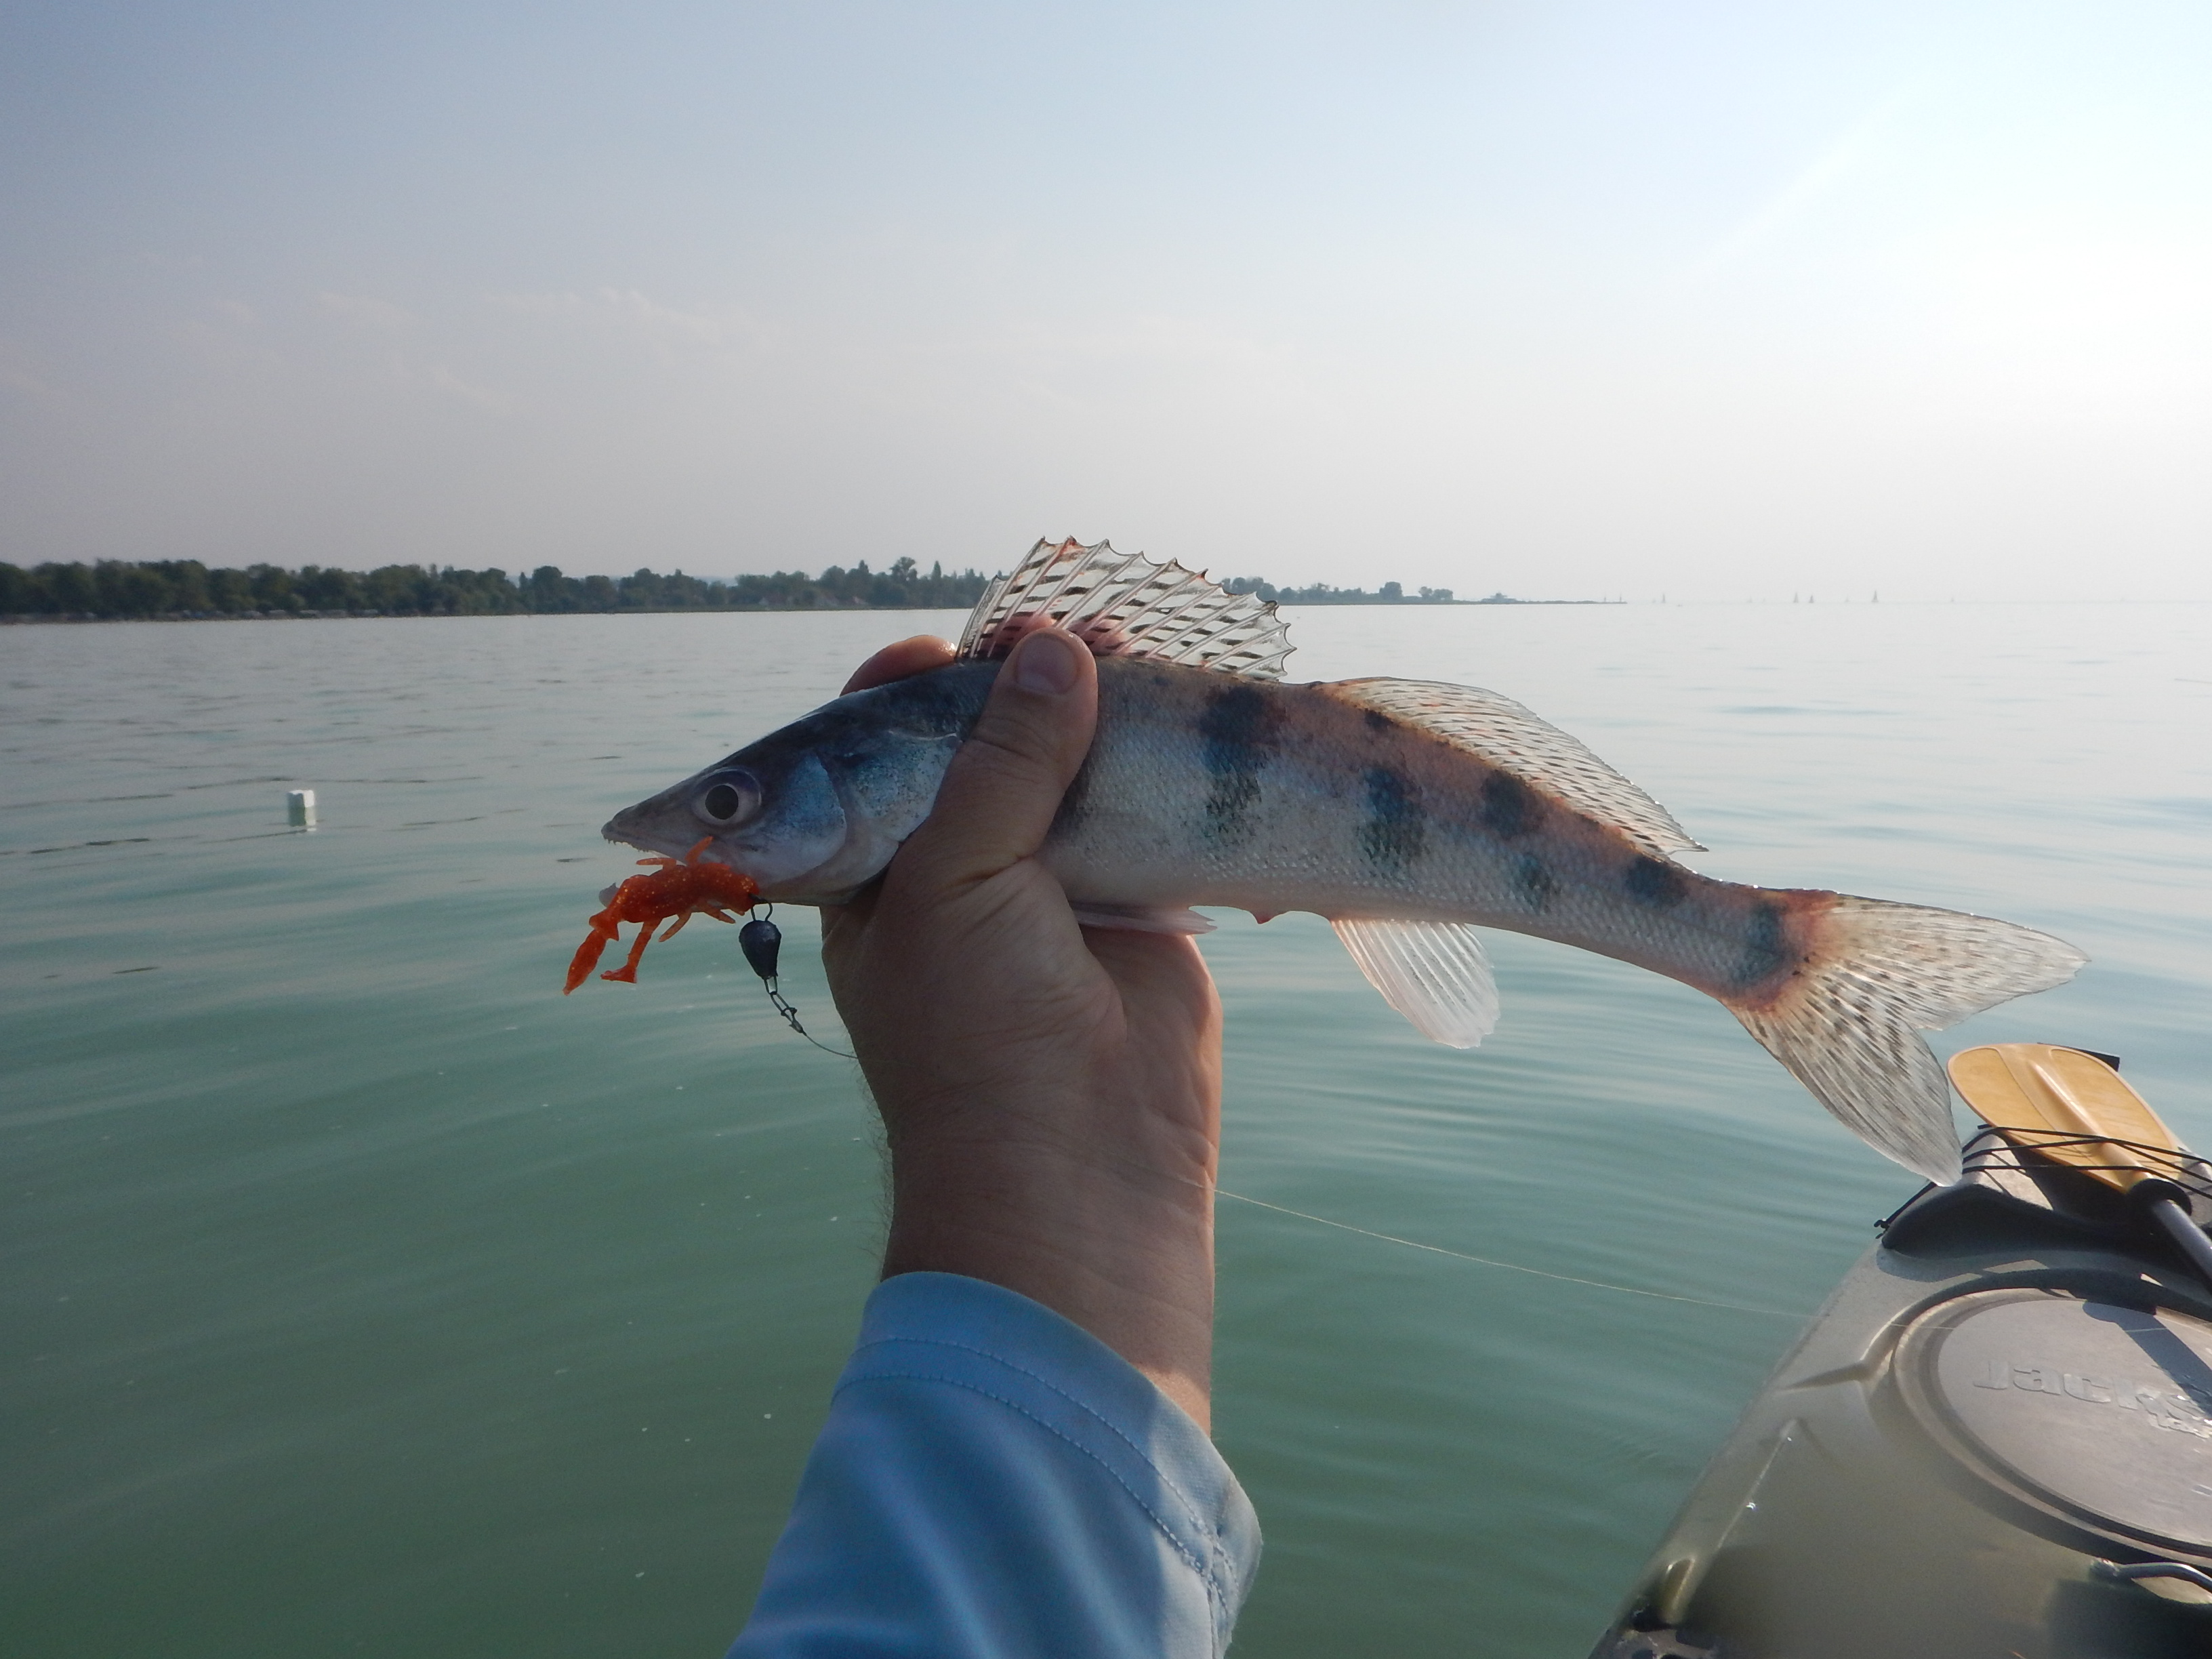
[6,603,2210,1657]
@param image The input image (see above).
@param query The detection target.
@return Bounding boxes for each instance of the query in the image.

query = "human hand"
[819,630,1224,1429]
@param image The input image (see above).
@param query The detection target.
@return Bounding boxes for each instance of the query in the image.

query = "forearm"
[880,1124,1218,1428]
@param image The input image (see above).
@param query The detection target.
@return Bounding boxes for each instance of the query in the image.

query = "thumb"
[897,627,1097,893]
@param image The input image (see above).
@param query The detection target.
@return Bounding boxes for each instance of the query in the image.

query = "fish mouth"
[600,797,702,862]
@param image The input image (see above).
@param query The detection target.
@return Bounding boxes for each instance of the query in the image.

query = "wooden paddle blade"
[1948,1042,2184,1195]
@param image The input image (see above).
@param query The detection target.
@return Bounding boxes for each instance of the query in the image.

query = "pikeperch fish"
[604,537,2085,1183]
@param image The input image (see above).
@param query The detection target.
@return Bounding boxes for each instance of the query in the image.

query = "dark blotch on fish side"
[1480,771,1540,840]
[1363,708,1393,732]
[1624,855,1687,909]
[1051,754,1095,840]
[1513,853,1557,911]
[1732,900,1795,989]
[1359,766,1427,874]
[1198,682,1281,843]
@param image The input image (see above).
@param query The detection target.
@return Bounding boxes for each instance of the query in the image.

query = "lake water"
[7,601,2210,1658]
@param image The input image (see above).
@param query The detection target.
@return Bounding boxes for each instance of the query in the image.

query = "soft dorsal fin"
[958,537,1294,679]
[1332,918,1500,1048]
[1327,678,1704,859]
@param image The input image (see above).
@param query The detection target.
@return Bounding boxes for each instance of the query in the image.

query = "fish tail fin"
[1727,895,2086,1184]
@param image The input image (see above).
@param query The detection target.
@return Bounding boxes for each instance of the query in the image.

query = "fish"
[602,537,2085,1183]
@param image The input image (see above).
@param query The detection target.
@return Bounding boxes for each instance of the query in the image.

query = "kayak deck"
[1589,1105,2212,1659]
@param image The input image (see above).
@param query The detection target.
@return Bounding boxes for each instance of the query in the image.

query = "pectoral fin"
[1071,903,1219,935]
[1332,918,1500,1048]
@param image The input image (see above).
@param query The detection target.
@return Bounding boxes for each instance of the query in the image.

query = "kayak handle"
[2092,1561,2212,1593]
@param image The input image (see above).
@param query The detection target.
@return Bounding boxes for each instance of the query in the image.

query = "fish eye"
[694,772,760,827]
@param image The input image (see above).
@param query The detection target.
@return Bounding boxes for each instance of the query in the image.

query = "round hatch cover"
[1894,1288,2212,1557]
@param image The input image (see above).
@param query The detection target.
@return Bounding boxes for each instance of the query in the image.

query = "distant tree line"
[1224,577,1456,604]
[0,556,1475,621]
[0,556,997,619]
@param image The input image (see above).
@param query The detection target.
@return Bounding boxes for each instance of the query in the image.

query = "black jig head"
[739,907,851,1059]
[739,916,782,981]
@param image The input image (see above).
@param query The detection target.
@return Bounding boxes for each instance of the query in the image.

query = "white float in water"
[287,788,318,829]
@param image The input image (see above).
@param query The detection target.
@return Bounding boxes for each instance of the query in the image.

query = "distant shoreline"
[1,594,1624,623]
[0,555,1617,620]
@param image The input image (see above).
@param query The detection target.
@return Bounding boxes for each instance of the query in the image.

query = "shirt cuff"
[731,1271,1260,1658]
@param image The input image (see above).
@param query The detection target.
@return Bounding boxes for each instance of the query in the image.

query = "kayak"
[1588,1045,2212,1659]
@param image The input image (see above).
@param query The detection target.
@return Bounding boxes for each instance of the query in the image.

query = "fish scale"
[602,537,2086,1184]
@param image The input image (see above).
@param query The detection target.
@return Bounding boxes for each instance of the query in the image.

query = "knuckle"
[964,722,1058,780]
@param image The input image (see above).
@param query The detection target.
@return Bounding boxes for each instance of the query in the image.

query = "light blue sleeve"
[728,1271,1261,1659]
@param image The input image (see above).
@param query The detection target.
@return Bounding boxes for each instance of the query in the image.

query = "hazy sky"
[5,1,2209,598]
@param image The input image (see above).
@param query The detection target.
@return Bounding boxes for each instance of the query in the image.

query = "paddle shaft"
[2150,1195,2212,1285]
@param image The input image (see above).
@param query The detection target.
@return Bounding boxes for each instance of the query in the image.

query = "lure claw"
[561,838,758,994]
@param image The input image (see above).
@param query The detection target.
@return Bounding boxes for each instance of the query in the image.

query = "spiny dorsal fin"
[958,537,1294,680]
[1328,678,1705,860]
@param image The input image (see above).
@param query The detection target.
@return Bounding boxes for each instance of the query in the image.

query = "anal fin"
[1332,918,1500,1048]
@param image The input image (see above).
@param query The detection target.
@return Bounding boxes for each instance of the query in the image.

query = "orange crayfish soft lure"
[562,838,759,994]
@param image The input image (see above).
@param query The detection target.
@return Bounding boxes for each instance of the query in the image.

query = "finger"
[843,635,957,695]
[897,627,1097,891]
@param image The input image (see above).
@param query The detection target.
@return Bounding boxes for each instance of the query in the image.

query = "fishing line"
[718,933,1812,1314]
[739,907,856,1059]
[721,904,1809,1318]
[1214,1189,1812,1322]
